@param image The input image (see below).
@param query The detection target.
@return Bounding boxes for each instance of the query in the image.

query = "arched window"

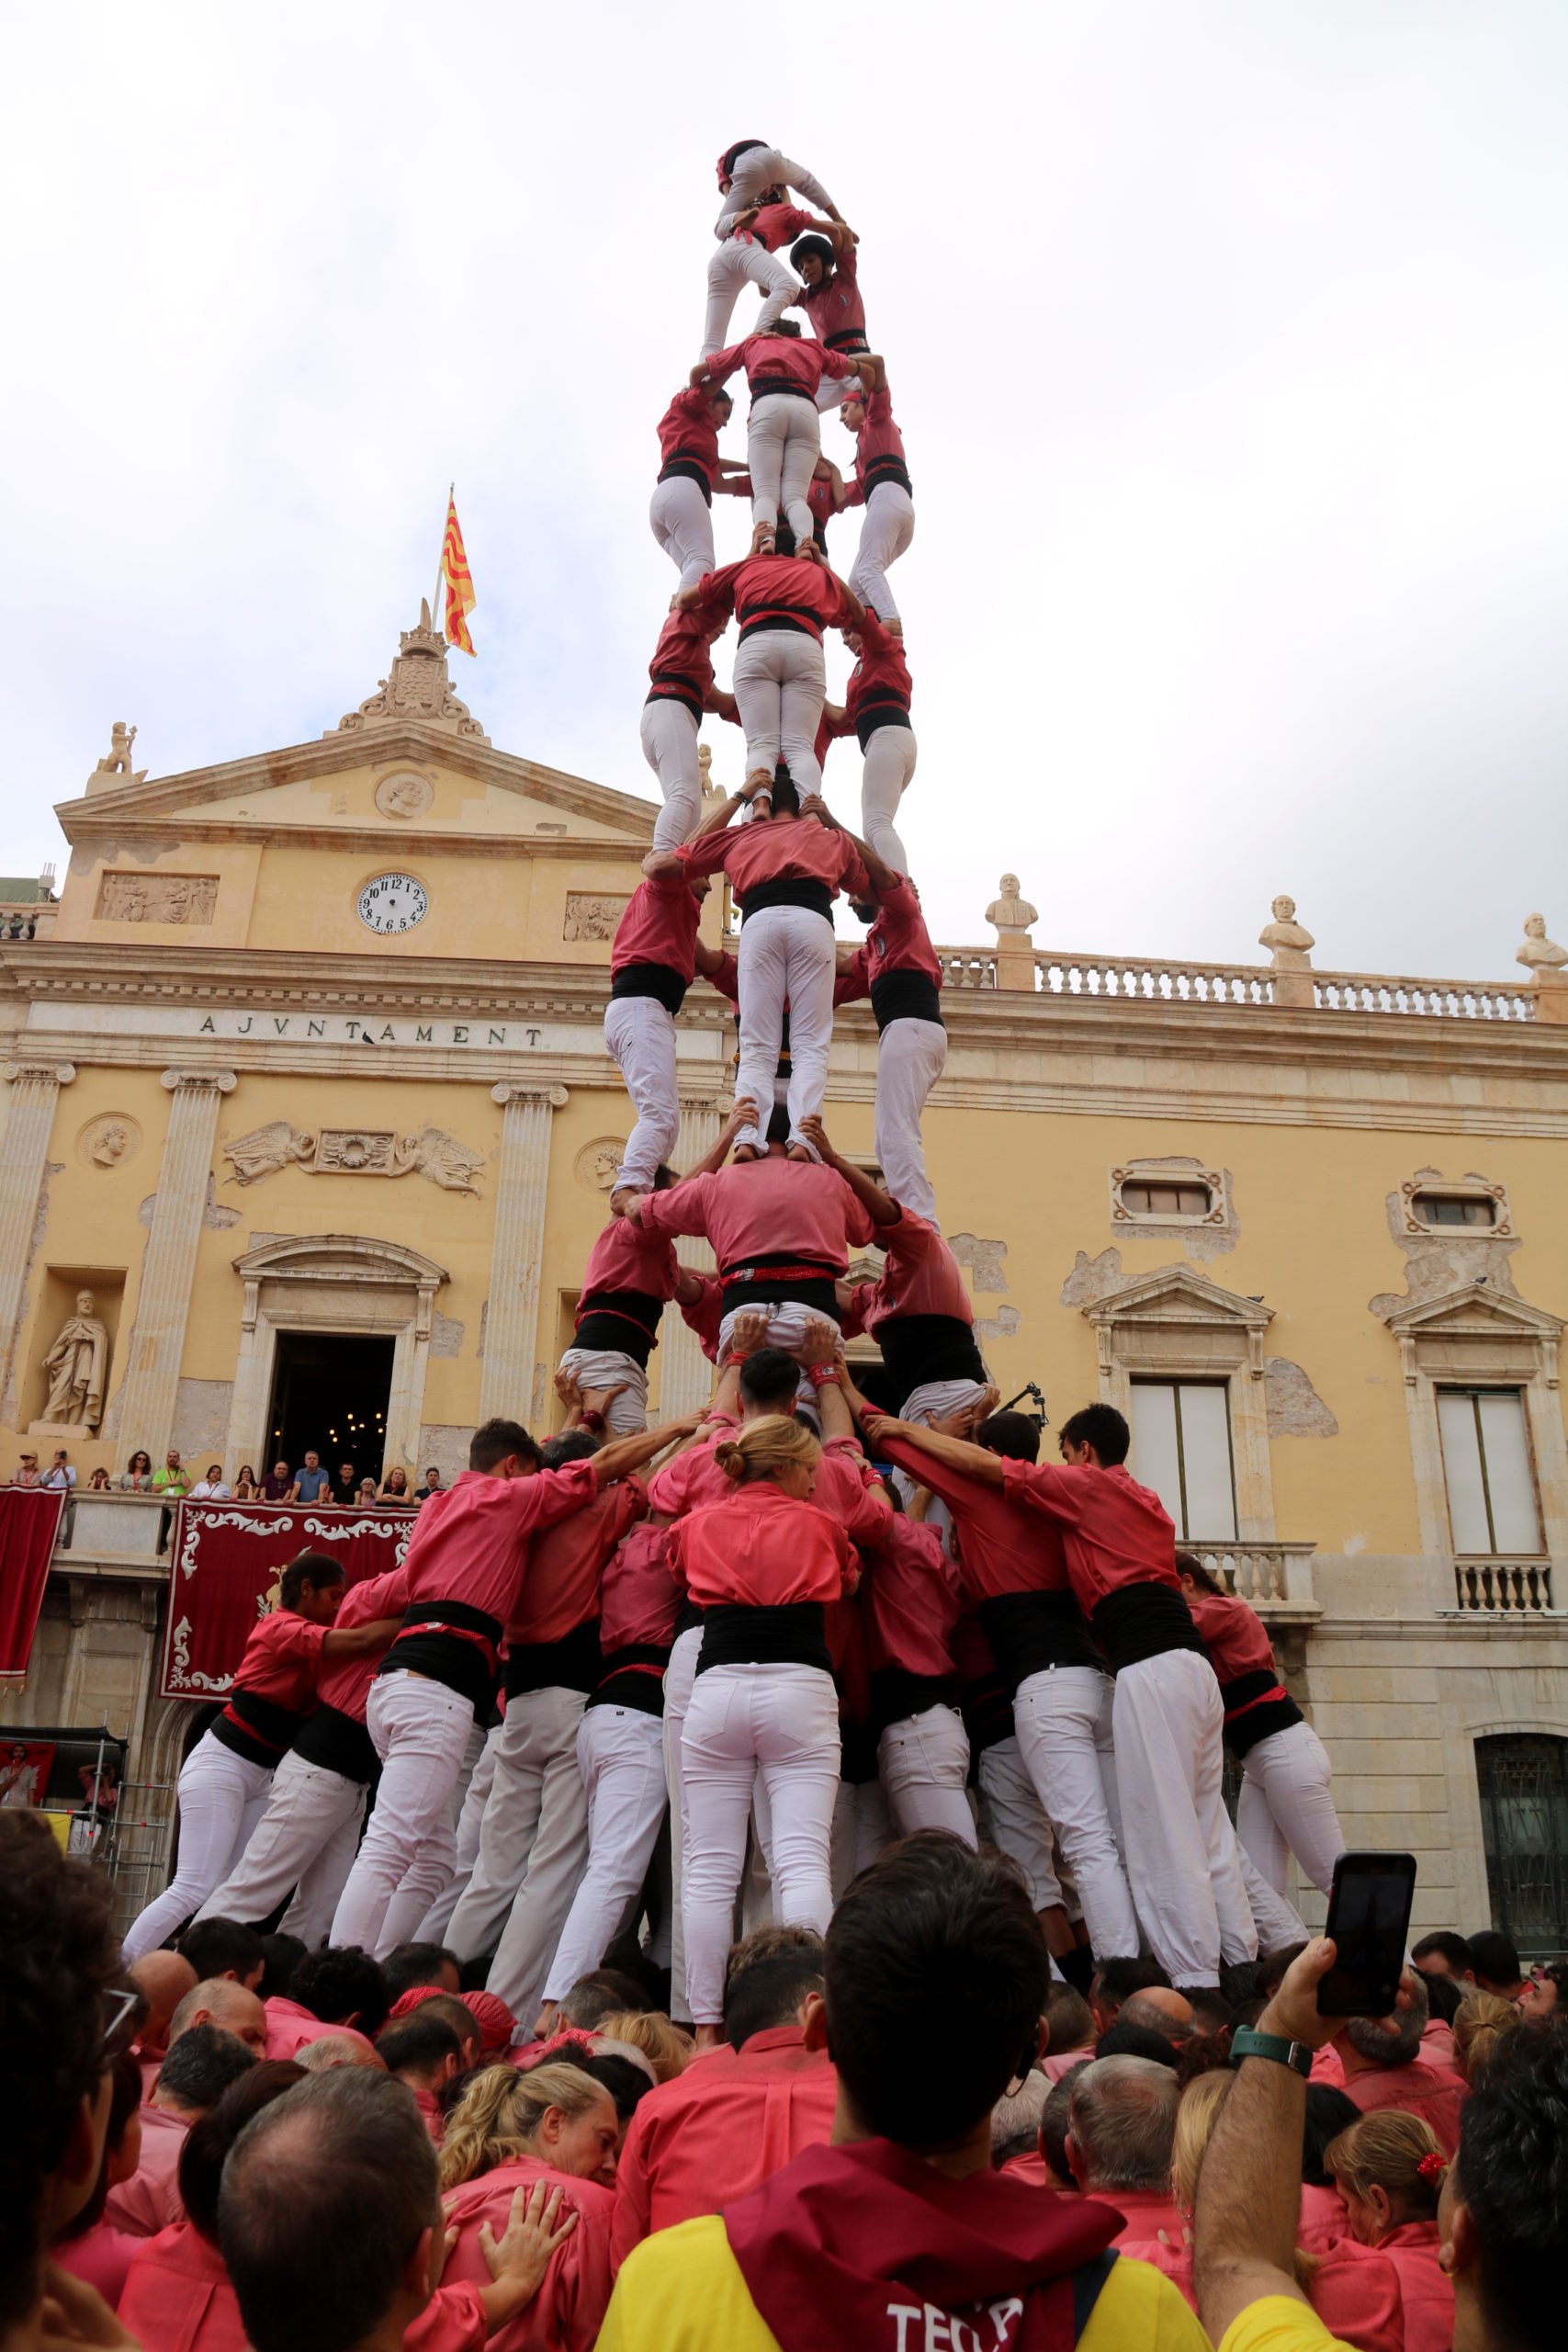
[1474,1735,1568,1957]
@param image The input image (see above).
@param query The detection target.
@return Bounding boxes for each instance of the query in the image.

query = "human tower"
[121,143,1347,2048]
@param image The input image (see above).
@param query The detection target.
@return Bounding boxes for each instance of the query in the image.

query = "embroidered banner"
[0,1488,66,1678]
[158,1502,416,1701]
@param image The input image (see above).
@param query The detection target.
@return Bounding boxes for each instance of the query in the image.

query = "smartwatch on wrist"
[1230,2025,1313,2077]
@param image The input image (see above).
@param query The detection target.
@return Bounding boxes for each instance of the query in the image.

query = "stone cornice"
[53,722,658,844]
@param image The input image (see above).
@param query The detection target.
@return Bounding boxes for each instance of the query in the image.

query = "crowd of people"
[10,139,1568,2352]
[8,1450,448,1506]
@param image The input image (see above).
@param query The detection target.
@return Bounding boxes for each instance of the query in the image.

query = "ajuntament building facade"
[4,613,1567,1947]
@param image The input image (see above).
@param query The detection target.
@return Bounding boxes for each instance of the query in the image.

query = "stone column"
[112,1069,237,1463]
[0,1059,74,1410]
[655,1099,723,1422]
[481,1083,569,1424]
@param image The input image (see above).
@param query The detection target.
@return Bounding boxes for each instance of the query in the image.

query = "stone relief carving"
[563,893,631,944]
[222,1120,484,1195]
[945,1234,1010,1295]
[96,871,219,924]
[1264,1357,1338,1439]
[39,1291,110,1429]
[374,771,435,820]
[575,1137,626,1194]
[77,1114,141,1171]
[335,605,489,743]
[95,721,148,783]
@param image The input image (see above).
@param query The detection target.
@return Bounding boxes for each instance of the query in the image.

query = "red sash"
[723,2137,1123,2352]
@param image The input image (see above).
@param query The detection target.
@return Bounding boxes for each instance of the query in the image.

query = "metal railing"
[1183,1539,1320,1615]
[1453,1559,1555,1613]
[928,945,1538,1021]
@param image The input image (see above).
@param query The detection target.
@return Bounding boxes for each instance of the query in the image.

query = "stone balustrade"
[56,1491,169,1561]
[929,945,1539,1020]
[1182,1539,1321,1618]
[1451,1558,1556,1613]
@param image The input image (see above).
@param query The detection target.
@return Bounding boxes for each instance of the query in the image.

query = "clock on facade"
[356,874,429,934]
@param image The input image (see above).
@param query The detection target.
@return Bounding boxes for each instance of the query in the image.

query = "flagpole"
[433,481,453,639]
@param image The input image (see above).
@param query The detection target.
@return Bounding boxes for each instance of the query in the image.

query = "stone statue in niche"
[95,722,147,783]
[223,1122,317,1185]
[563,893,631,943]
[40,1291,110,1430]
[986,875,1038,936]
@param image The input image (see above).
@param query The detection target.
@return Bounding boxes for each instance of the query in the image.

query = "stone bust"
[40,1290,110,1430]
[986,874,1038,935]
[1258,894,1315,957]
[1517,912,1567,975]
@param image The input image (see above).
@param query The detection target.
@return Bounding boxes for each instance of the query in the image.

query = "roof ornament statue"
[94,721,148,784]
[986,875,1038,936]
[1516,911,1566,976]
[1258,895,1314,959]
[333,603,490,744]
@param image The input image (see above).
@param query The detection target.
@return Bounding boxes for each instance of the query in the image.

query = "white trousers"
[542,1705,669,2000]
[1238,1834,1309,1952]
[1112,1648,1257,1988]
[891,1378,988,1532]
[849,482,916,622]
[830,1776,892,1898]
[746,393,821,544]
[1238,1720,1346,1898]
[122,1730,275,1962]
[860,725,918,876]
[716,148,835,235]
[195,1747,366,1945]
[604,994,680,1193]
[703,240,797,356]
[1013,1667,1139,1961]
[734,904,835,1149]
[638,697,705,853]
[446,1685,591,2023]
[877,1704,976,1844]
[417,1718,503,1942]
[682,1661,840,2024]
[661,1624,704,2020]
[556,1346,649,1433]
[874,1016,946,1227]
[978,1735,1066,1913]
[330,1672,476,1958]
[731,626,826,796]
[378,1714,487,1954]
[649,476,716,593]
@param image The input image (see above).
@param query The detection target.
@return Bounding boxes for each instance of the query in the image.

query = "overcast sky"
[4,3,1565,977]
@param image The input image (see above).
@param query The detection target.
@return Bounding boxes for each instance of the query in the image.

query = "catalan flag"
[440,492,477,655]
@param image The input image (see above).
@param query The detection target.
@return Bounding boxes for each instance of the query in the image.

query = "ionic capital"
[491,1081,569,1110]
[2,1059,75,1087]
[160,1067,238,1094]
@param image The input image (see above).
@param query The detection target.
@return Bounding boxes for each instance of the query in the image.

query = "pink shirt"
[611,2027,836,2269]
[799,243,865,342]
[679,1274,726,1361]
[638,1156,875,1277]
[859,1514,963,1680]
[54,2222,138,2307]
[698,552,852,647]
[441,2158,615,2352]
[118,2225,246,2352]
[655,385,722,486]
[231,1609,330,1712]
[396,1460,599,1630]
[845,386,909,503]
[314,1565,409,1721]
[705,331,856,401]
[580,1215,679,1304]
[848,1208,970,1329]
[877,1435,1071,1600]
[1378,2220,1453,2352]
[670,1484,854,1609]
[612,870,705,984]
[407,2284,490,2352]
[645,605,720,707]
[263,1996,377,2065]
[650,1424,891,1555]
[1340,2059,1466,2156]
[679,813,868,905]
[1000,1459,1179,1610]
[1185,1588,1278,1685]
[506,1479,647,1646]
[836,876,942,1012]
[732,200,819,254]
[104,2099,188,2237]
[597,1523,681,1653]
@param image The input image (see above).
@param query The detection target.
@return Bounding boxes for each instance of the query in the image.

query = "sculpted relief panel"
[223,1122,486,1195]
[96,871,219,925]
[563,893,630,943]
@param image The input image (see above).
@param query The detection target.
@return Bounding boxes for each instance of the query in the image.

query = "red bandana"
[724,2138,1123,2352]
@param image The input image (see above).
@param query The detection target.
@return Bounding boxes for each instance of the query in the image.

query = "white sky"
[3,3,1565,975]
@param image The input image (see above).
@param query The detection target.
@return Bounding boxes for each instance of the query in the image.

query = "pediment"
[233,1233,449,1292]
[1380,1283,1564,1341]
[1083,1263,1275,1332]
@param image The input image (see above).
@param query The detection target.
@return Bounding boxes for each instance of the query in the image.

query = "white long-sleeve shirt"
[716,144,836,239]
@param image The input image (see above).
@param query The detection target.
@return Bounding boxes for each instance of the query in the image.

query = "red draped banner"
[0,1488,66,1678]
[159,1502,416,1702]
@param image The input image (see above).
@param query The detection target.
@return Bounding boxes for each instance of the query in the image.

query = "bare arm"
[795,1115,901,1228]
[801,796,900,903]
[684,1099,759,1180]
[590,1411,706,1488]
[859,1415,1009,1487]
[794,1317,857,1445]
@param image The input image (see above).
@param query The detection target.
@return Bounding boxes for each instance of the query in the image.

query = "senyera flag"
[442,492,477,655]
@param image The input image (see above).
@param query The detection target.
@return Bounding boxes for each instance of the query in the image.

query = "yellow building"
[4,609,1567,1949]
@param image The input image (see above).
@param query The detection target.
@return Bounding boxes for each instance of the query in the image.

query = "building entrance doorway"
[265,1332,395,1489]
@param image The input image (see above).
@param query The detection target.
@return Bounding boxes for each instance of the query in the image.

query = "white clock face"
[357,873,429,934]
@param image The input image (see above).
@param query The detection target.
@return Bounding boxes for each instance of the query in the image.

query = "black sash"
[977,1590,1102,1694]
[869,1666,959,1736]
[697,1601,831,1675]
[588,1643,671,1717]
[505,1616,604,1698]
[291,1701,378,1784]
[1090,1584,1204,1672]
[611,961,687,1014]
[874,1314,985,1409]
[658,457,714,501]
[739,877,833,922]
[869,970,943,1033]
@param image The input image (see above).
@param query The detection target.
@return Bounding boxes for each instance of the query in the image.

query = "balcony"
[1451,1558,1555,1613]
[1181,1539,1320,1622]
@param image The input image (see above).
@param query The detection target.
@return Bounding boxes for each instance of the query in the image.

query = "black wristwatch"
[1230,2025,1313,2077]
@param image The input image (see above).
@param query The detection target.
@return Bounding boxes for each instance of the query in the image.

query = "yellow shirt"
[598,2212,1214,2352]
[1218,2297,1351,2352]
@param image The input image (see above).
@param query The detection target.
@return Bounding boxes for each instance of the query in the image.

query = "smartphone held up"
[1316,1850,1417,2018]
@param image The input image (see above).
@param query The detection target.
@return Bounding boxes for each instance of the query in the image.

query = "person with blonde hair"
[1450,1987,1517,2084]
[669,1416,854,2041]
[594,2010,693,2086]
[1325,2109,1454,2352]
[436,2060,617,2350]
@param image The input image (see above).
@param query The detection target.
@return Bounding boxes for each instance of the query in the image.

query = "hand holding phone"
[1316,1851,1417,2018]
